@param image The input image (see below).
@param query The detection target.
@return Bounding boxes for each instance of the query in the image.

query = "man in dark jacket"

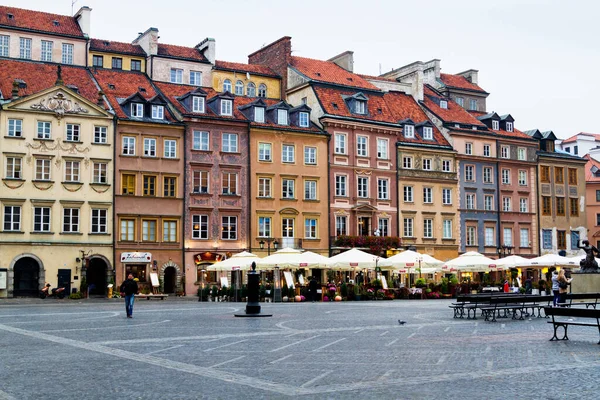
[120,273,138,318]
[309,276,318,303]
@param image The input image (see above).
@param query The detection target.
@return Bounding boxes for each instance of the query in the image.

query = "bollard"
[234,262,272,318]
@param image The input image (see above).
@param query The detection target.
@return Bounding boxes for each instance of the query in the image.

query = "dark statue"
[578,240,600,273]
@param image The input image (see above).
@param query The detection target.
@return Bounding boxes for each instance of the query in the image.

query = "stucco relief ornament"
[26,140,60,153]
[30,91,88,122]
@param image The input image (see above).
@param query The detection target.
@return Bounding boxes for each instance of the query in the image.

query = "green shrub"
[340,283,348,298]
[415,278,427,288]
[69,292,82,300]
[211,285,218,298]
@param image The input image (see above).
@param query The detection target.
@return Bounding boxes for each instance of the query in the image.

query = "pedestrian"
[557,269,572,307]
[309,276,318,303]
[120,273,138,318]
[551,269,560,306]
[503,279,509,293]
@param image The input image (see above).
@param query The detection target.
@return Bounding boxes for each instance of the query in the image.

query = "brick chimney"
[74,6,92,38]
[11,80,19,99]
[196,38,216,64]
[133,27,159,56]
[328,51,354,72]
[249,36,292,97]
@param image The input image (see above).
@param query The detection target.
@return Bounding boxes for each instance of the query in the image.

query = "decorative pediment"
[352,203,377,212]
[279,207,299,215]
[30,91,88,120]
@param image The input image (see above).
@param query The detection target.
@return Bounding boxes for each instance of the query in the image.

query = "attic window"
[440,100,448,109]
[423,126,433,140]
[7,13,13,19]
[377,108,382,114]
[103,41,110,46]
[15,79,27,89]
[354,100,366,114]
[347,77,353,82]
[52,20,59,26]
[138,87,146,93]
[108,84,115,90]
[404,125,415,138]
[315,72,321,77]
[506,122,513,132]
[66,84,79,93]
[492,120,499,130]
[332,103,339,110]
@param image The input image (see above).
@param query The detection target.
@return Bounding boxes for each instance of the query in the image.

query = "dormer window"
[404,125,415,138]
[492,120,499,130]
[440,100,448,109]
[221,99,233,116]
[131,103,144,118]
[192,96,205,113]
[506,122,513,132]
[277,109,288,125]
[299,112,310,127]
[152,105,164,120]
[423,126,433,140]
[355,100,366,114]
[255,107,265,123]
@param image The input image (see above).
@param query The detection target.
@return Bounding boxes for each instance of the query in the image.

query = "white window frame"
[356,136,368,157]
[501,145,510,159]
[258,177,271,198]
[377,178,389,200]
[33,207,51,232]
[443,219,452,239]
[152,105,164,120]
[520,228,529,247]
[483,167,493,184]
[254,107,265,123]
[193,131,209,151]
[192,96,205,113]
[423,187,433,203]
[235,81,244,95]
[4,205,21,232]
[8,119,23,137]
[170,68,183,83]
[403,156,413,169]
[19,37,32,59]
[5,157,22,179]
[423,158,432,171]
[423,219,433,238]
[190,71,202,86]
[423,126,433,140]
[518,170,527,186]
[66,124,80,142]
[41,40,53,62]
[517,147,526,161]
[377,138,388,159]
[404,125,415,138]
[442,160,452,172]
[91,209,108,234]
[506,122,514,132]
[439,100,448,109]
[335,175,347,197]
[93,162,107,184]
[336,216,348,236]
[221,99,233,116]
[164,140,177,158]
[304,180,317,200]
[282,179,295,199]
[492,120,499,130]
[61,43,74,64]
[94,126,107,144]
[37,121,51,139]
[305,218,317,239]
[357,177,369,198]
[403,186,413,202]
[520,198,528,213]
[484,227,495,247]
[258,216,271,238]
[122,136,136,155]
[467,226,477,246]
[503,228,513,246]
[403,218,414,237]
[465,142,473,155]
[62,208,79,233]
[299,112,310,127]
[131,103,144,118]
[442,188,452,205]
[222,133,238,152]
[483,144,491,157]
[466,193,475,210]
[304,147,317,165]
[144,138,156,157]
[64,160,80,182]
[334,133,347,154]
[277,109,288,125]
[35,159,51,181]
[484,195,494,211]
[193,170,210,194]
[282,144,295,163]
[503,197,512,212]
[0,35,9,57]
[259,143,272,161]
[502,169,510,185]
[465,165,474,181]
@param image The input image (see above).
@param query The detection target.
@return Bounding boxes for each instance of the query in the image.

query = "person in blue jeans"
[120,273,138,318]
[551,269,560,306]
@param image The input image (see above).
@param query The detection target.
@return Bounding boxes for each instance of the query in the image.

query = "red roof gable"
[440,73,486,93]
[157,43,209,63]
[422,85,486,127]
[314,86,396,124]
[290,56,378,90]
[0,5,84,38]
[214,60,279,78]
[90,39,146,56]
[0,59,99,104]
[585,155,600,182]
[562,132,600,144]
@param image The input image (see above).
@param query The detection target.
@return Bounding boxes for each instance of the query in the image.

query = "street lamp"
[497,245,514,258]
[259,238,279,255]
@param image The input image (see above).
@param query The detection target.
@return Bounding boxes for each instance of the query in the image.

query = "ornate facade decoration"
[30,91,89,121]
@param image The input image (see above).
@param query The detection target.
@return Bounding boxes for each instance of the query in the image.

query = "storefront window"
[126,264,147,282]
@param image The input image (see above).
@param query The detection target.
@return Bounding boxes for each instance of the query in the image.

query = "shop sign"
[0,269,7,289]
[194,252,223,265]
[121,252,152,263]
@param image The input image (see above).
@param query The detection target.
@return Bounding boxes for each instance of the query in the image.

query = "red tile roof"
[157,43,209,63]
[494,127,535,140]
[562,132,600,144]
[214,60,279,78]
[584,155,600,182]
[314,86,396,124]
[0,59,99,104]
[422,85,486,127]
[439,73,486,93]
[90,39,146,56]
[0,5,84,38]
[290,56,378,90]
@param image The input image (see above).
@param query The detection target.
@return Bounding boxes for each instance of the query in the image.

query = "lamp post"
[259,238,279,256]
[497,245,514,259]
[273,265,282,302]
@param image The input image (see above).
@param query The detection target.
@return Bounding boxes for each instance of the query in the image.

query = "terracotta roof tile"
[290,56,378,90]
[90,39,146,56]
[0,5,84,38]
[314,86,396,124]
[214,60,279,78]
[584,155,600,182]
[422,85,487,127]
[0,59,99,104]
[562,132,600,144]
[494,127,535,140]
[157,43,209,63]
[439,73,486,93]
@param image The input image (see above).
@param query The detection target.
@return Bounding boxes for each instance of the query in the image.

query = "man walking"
[309,276,318,303]
[120,273,138,318]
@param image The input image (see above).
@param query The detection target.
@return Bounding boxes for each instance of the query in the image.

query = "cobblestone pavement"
[1,298,599,399]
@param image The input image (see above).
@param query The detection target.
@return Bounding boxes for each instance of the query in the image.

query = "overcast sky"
[7,0,599,139]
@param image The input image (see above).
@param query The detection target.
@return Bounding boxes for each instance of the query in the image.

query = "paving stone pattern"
[1,299,599,399]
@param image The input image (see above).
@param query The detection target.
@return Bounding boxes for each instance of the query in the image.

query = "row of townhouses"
[0,5,589,297]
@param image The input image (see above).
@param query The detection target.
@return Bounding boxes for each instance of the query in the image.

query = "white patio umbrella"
[568,254,598,268]
[492,255,531,270]
[256,247,329,270]
[442,251,496,273]
[206,251,260,271]
[326,248,378,270]
[378,250,443,271]
[525,253,578,268]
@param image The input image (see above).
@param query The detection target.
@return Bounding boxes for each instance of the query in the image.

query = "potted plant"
[538,279,547,296]
[211,285,218,301]
[353,284,361,301]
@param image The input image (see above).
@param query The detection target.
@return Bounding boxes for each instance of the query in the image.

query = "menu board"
[380,275,388,290]
[150,272,159,288]
[220,277,229,288]
[283,271,295,288]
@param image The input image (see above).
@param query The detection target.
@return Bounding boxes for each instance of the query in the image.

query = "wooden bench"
[558,293,600,309]
[544,306,600,344]
[135,294,168,300]
[481,296,530,322]
[450,293,519,320]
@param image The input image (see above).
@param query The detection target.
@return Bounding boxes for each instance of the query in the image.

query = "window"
[191,131,209,151]
[258,177,272,197]
[33,207,51,232]
[247,82,256,97]
[62,208,79,233]
[403,186,413,202]
[502,197,512,212]
[568,168,578,185]
[37,121,51,139]
[542,196,551,215]
[502,169,510,185]
[8,119,22,137]
[556,197,565,216]
[518,147,526,161]
[403,218,414,237]
[465,143,473,155]
[334,133,346,154]
[282,218,295,240]
[555,167,564,184]
[506,122,514,132]
[41,41,53,62]
[484,195,494,211]
[442,188,452,205]
[518,170,527,186]
[64,124,80,142]
[222,172,238,195]
[503,228,513,246]
[282,144,295,163]
[3,206,21,231]
[520,198,528,213]
[440,100,448,109]
[304,147,317,165]
[543,230,552,249]
[467,226,477,246]
[378,179,389,200]
[221,79,232,93]
[336,216,347,236]
[570,198,579,217]
[163,177,176,197]
[220,99,233,116]
[466,193,475,210]
[557,230,566,249]
[192,96,205,113]
[94,126,107,144]
[254,107,265,123]
[442,160,452,172]
[35,159,51,181]
[191,215,209,239]
[93,162,107,184]
[163,220,177,242]
[571,231,580,250]
[597,190,600,202]
[193,170,209,194]
[422,126,433,140]
[152,105,164,120]
[501,145,510,159]
[335,175,347,196]
[122,136,136,155]
[377,139,388,159]
[378,218,389,237]
[423,158,432,171]
[357,177,369,198]
[20,37,32,59]
[258,216,271,237]
[140,138,156,157]
[170,68,183,83]
[64,160,80,182]
[235,81,244,95]
[258,84,267,98]
[305,219,317,239]
[258,143,272,161]
[520,229,530,248]
[456,97,464,107]
[540,166,550,182]
[111,57,122,70]
[492,120,499,130]
[469,99,477,111]
[404,125,414,138]
[122,174,136,195]
[443,220,452,239]
[305,180,317,200]
[131,59,142,72]
[91,209,107,234]
[222,133,238,152]
[483,167,493,184]
[597,213,600,226]
[574,145,579,155]
[465,165,474,181]
[190,71,202,86]
[222,216,237,240]
[277,109,288,125]
[0,35,9,57]
[356,136,368,157]
[131,103,144,118]
[423,219,433,238]
[164,140,177,158]
[354,100,366,114]
[423,187,433,203]
[120,219,135,241]
[403,156,413,169]
[299,112,310,127]
[141,220,156,242]
[143,176,156,196]
[485,227,495,247]
[93,55,103,67]
[483,144,490,157]
[6,157,23,179]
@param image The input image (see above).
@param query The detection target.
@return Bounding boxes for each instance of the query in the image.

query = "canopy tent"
[491,255,532,271]
[525,253,578,268]
[326,248,378,270]
[206,251,260,271]
[256,247,329,270]
[442,251,496,273]
[378,250,443,272]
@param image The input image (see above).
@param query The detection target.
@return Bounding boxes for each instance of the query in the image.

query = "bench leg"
[550,323,569,341]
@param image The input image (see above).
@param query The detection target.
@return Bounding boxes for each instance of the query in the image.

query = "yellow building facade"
[211,69,281,100]
[88,39,147,72]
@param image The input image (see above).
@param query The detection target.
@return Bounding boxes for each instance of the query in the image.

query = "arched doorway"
[87,257,108,296]
[13,257,41,297]
[164,267,176,294]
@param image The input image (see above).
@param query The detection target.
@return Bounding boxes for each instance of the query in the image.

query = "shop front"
[118,251,183,294]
